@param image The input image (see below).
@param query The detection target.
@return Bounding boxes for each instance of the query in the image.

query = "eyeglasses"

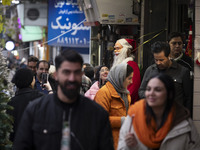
[114,46,123,50]
[170,42,183,46]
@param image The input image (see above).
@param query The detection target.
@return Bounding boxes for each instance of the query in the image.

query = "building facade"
[193,0,200,134]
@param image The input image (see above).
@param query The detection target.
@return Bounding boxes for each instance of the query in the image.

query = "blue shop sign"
[48,0,90,47]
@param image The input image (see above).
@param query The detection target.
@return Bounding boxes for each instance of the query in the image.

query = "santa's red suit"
[113,38,141,104]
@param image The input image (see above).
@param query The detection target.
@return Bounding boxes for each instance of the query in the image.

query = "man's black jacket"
[14,94,114,150]
[7,88,44,142]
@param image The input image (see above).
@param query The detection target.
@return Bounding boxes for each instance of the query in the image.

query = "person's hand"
[125,114,137,148]
[43,81,53,93]
[125,133,138,148]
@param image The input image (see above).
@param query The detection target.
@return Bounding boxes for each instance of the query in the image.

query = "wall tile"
[193,78,200,92]
[196,7,200,21]
[196,0,200,7]
[193,106,200,120]
[194,0,200,135]
[194,36,200,49]
[193,121,200,134]
[195,23,200,36]
[193,93,200,106]
[194,65,200,78]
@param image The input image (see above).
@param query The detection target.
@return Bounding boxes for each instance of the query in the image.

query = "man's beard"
[59,80,81,100]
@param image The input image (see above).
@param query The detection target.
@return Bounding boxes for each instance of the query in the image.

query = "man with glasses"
[168,32,193,74]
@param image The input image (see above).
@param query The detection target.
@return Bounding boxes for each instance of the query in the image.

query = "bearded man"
[13,50,114,150]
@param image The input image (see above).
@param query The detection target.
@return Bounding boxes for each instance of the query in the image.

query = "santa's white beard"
[112,47,129,67]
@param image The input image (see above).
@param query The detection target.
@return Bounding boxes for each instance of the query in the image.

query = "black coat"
[13,94,114,150]
[177,52,193,71]
[7,88,44,142]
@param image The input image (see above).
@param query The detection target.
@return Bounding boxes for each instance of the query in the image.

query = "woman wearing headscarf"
[118,73,200,150]
[85,65,109,100]
[94,63,133,149]
[113,38,141,104]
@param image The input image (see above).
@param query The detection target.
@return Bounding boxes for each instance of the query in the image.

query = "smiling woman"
[145,77,167,111]
[85,65,109,100]
[118,73,200,150]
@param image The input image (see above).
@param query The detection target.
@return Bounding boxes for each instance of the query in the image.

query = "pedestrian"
[168,32,193,116]
[27,55,39,75]
[118,73,200,150]
[80,74,92,95]
[82,63,91,69]
[49,64,56,79]
[13,50,114,150]
[113,38,141,104]
[80,62,92,95]
[84,66,95,82]
[7,68,44,142]
[19,57,27,68]
[85,65,109,100]
[94,63,133,149]
[138,41,192,113]
[168,32,193,72]
[35,60,57,94]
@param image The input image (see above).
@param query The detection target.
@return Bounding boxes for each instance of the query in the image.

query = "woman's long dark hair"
[145,73,175,129]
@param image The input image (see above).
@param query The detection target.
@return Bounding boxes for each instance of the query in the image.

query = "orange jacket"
[94,81,131,149]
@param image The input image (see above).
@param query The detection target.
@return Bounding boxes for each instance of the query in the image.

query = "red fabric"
[185,25,192,57]
[125,39,137,50]
[127,61,141,104]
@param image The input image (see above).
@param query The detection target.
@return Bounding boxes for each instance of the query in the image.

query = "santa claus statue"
[112,38,141,104]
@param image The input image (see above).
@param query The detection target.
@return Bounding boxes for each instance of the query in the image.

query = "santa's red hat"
[117,38,137,52]
[125,39,136,49]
